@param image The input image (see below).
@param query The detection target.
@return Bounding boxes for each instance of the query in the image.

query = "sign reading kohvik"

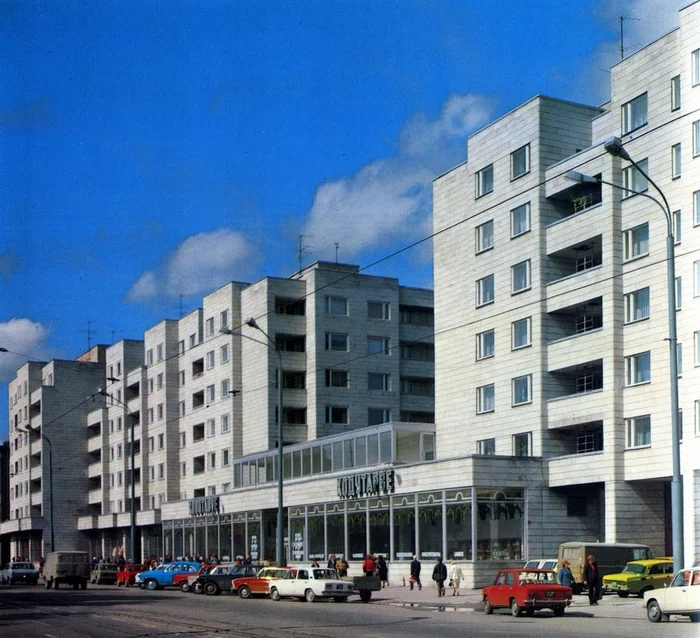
[337,469,395,500]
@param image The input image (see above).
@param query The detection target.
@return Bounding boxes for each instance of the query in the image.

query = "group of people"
[361,554,389,588]
[326,554,349,577]
[558,554,602,605]
[430,557,463,597]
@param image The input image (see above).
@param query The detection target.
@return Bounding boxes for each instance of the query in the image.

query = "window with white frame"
[325,332,348,351]
[207,418,216,437]
[696,261,700,296]
[621,92,647,133]
[368,372,390,391]
[672,143,682,178]
[694,48,700,85]
[624,287,650,322]
[181,462,187,477]
[179,401,185,416]
[326,296,348,316]
[511,260,531,293]
[623,223,649,260]
[221,414,230,433]
[475,219,494,253]
[511,203,530,238]
[677,343,683,377]
[696,400,700,436]
[621,158,648,194]
[694,190,700,226]
[325,369,349,388]
[157,373,163,389]
[625,351,651,385]
[220,344,229,363]
[207,384,215,403]
[626,414,651,448]
[476,274,495,307]
[673,210,681,244]
[326,406,348,424]
[693,120,700,157]
[512,317,532,349]
[179,370,185,387]
[512,432,532,457]
[477,384,495,414]
[695,331,700,367]
[367,301,390,320]
[476,164,494,197]
[512,374,532,406]
[206,317,214,336]
[511,144,530,179]
[157,344,163,361]
[671,75,681,110]
[157,403,164,420]
[476,329,495,360]
[146,349,153,365]
[148,408,154,424]
[477,438,495,455]
[676,277,682,310]
[368,407,391,425]
[158,463,164,479]
[222,482,230,493]
[223,449,230,466]
[206,350,215,369]
[220,309,229,329]
[148,437,154,452]
[180,432,186,448]
[367,336,390,355]
[208,452,216,469]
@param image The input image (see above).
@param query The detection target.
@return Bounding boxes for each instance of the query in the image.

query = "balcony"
[192,358,204,378]
[275,333,306,353]
[125,381,140,401]
[546,236,602,285]
[88,462,102,479]
[192,390,204,410]
[88,435,102,453]
[275,297,305,316]
[547,297,602,341]
[545,175,602,224]
[88,489,103,504]
[548,451,606,487]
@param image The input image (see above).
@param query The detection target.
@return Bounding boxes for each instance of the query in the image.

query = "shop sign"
[337,468,395,500]
[189,495,220,517]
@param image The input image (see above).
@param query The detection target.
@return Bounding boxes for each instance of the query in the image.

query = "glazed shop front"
[161,467,526,571]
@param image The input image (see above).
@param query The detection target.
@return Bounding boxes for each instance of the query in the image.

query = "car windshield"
[11,563,34,569]
[313,569,337,579]
[621,564,646,574]
[671,571,690,587]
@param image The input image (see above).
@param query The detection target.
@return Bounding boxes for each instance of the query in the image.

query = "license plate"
[545,591,555,597]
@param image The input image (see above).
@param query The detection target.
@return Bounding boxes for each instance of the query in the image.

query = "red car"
[231,566,290,598]
[116,564,146,587]
[482,568,572,617]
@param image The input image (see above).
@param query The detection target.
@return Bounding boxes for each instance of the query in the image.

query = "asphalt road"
[1,584,698,638]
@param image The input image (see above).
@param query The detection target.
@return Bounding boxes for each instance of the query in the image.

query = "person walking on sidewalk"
[362,554,376,577]
[409,555,422,591]
[558,560,574,588]
[432,556,447,597]
[583,554,601,605]
[448,560,463,596]
[377,555,389,588]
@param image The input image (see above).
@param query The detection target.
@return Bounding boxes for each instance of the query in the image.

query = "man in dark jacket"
[583,554,601,605]
[410,555,422,591]
[432,556,447,597]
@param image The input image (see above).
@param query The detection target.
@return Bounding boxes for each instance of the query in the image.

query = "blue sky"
[0,0,685,441]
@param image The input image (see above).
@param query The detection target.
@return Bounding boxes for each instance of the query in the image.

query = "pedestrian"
[38,556,45,576]
[336,555,348,577]
[583,554,601,605]
[558,560,574,588]
[432,556,447,597]
[327,554,336,569]
[377,555,389,588]
[362,554,376,577]
[448,560,463,596]
[311,558,320,568]
[243,555,251,565]
[409,555,422,591]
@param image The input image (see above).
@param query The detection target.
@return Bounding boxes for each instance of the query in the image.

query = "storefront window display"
[307,505,325,560]
[368,498,390,556]
[233,521,245,559]
[248,520,260,561]
[173,527,183,559]
[347,500,367,560]
[392,495,416,560]
[327,504,345,557]
[290,508,305,562]
[476,488,523,560]
[445,489,472,560]
[418,492,442,560]
[219,520,232,560]
[206,518,218,558]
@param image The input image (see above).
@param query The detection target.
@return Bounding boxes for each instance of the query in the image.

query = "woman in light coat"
[448,560,463,596]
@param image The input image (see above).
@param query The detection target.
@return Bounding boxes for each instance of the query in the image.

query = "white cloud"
[126,228,258,303]
[302,93,496,260]
[0,318,51,382]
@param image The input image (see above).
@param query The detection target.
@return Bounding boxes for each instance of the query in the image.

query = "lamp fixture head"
[244,317,260,329]
[603,136,631,161]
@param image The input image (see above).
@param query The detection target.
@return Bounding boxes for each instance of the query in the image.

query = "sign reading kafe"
[189,495,220,517]
[337,469,395,500]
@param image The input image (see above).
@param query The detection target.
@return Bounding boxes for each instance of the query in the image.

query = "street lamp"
[98,387,137,564]
[566,136,682,571]
[19,425,54,553]
[221,318,285,567]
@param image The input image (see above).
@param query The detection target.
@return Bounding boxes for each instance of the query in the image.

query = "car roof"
[627,558,672,566]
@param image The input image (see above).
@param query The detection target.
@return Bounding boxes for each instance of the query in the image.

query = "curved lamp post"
[567,137,682,571]
[20,425,54,553]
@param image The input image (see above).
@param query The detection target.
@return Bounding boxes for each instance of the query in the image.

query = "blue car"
[135,561,201,590]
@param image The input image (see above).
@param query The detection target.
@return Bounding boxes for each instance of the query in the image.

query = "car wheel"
[145,579,158,591]
[638,587,652,598]
[305,588,316,603]
[647,600,663,623]
[510,599,521,617]
[269,586,281,601]
[180,581,191,593]
[618,592,629,598]
[483,598,493,615]
[238,585,251,599]
[192,582,204,594]
[553,607,565,617]
[359,590,372,602]
[333,596,348,603]
[525,608,535,617]
[204,582,218,596]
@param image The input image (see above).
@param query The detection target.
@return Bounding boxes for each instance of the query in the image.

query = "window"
[512,375,532,406]
[181,462,187,477]
[220,343,229,363]
[624,287,650,322]
[368,372,390,391]
[677,343,683,377]
[179,401,185,416]
[325,333,348,351]
[179,370,185,386]
[157,373,163,390]
[477,438,495,455]
[626,415,651,448]
[694,121,700,157]
[158,463,164,479]
[223,449,230,466]
[207,384,215,402]
[476,164,494,197]
[621,92,647,133]
[696,400,700,436]
[623,223,649,260]
[694,190,700,226]
[672,210,681,244]
[621,158,648,194]
[148,408,154,424]
[367,301,390,320]
[208,452,216,469]
[671,75,681,110]
[511,203,530,238]
[326,296,348,315]
[207,418,216,437]
[368,408,390,425]
[157,344,163,361]
[476,328,495,360]
[476,274,495,307]
[694,49,700,86]
[695,260,700,296]
[325,406,348,425]
[511,144,530,179]
[117,444,122,459]
[221,378,229,397]
[189,334,196,348]
[475,220,494,253]
[625,351,651,385]
[513,432,531,457]
[157,403,164,420]
[221,414,230,433]
[512,317,531,350]
[180,432,186,448]
[146,349,153,365]
[672,143,682,178]
[477,384,495,414]
[148,437,154,452]
[325,369,349,388]
[367,336,390,355]
[676,277,682,310]
[206,350,215,369]
[695,331,700,367]
[220,310,229,328]
[206,317,214,336]
[511,260,531,293]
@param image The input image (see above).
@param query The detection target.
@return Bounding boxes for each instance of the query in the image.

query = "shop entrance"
[263,509,287,565]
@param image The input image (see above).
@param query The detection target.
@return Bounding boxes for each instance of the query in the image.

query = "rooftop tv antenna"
[335,242,339,264]
[297,234,312,273]
[619,15,640,60]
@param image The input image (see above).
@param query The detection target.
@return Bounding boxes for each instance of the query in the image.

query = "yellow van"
[558,542,652,594]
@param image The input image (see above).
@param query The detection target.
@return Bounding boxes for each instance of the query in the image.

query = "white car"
[1,561,39,585]
[268,567,353,603]
[644,566,700,622]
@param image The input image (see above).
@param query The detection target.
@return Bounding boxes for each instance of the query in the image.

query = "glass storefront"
[476,488,524,560]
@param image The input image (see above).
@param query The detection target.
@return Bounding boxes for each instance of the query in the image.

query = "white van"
[43,551,90,590]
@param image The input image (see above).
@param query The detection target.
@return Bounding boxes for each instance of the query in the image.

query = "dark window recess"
[192,423,205,442]
[278,407,306,425]
[192,358,204,378]
[567,495,588,517]
[275,334,306,352]
[193,488,205,497]
[275,297,305,316]
[282,371,306,389]
[193,456,205,475]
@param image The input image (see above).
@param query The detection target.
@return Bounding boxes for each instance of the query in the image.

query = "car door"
[294,569,310,596]
[663,570,690,613]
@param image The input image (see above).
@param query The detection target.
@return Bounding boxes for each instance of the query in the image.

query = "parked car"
[523,559,558,571]
[602,558,674,598]
[90,563,119,585]
[1,561,39,585]
[232,567,290,598]
[135,561,201,590]
[482,568,572,617]
[43,551,90,590]
[175,564,215,592]
[196,564,259,595]
[268,567,353,603]
[116,564,146,587]
[644,566,700,623]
